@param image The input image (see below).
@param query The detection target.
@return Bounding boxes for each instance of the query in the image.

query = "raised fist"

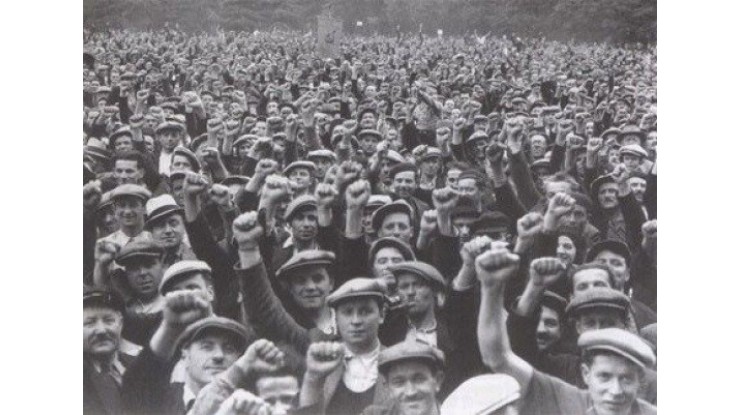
[612,163,629,183]
[517,212,544,240]
[529,257,566,288]
[202,147,222,167]
[486,142,506,164]
[261,175,291,205]
[129,114,144,130]
[305,342,345,379]
[162,290,211,328]
[184,172,210,197]
[432,187,459,214]
[566,133,584,149]
[235,338,286,375]
[342,119,357,134]
[315,183,338,209]
[460,235,494,266]
[254,159,278,179]
[83,180,102,210]
[475,248,520,288]
[95,240,121,266]
[586,137,603,154]
[225,120,241,136]
[136,89,149,101]
[209,184,232,207]
[642,219,657,239]
[215,390,273,415]
[207,117,224,134]
[544,192,575,231]
[419,209,439,235]
[345,179,371,210]
[336,161,361,186]
[452,117,466,131]
[232,211,264,251]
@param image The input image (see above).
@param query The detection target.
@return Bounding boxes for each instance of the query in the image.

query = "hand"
[209,184,233,208]
[254,159,278,179]
[460,235,494,267]
[432,187,459,215]
[506,119,524,154]
[529,257,566,288]
[642,219,657,240]
[232,211,264,251]
[586,137,603,154]
[207,117,225,135]
[336,161,361,187]
[261,175,292,206]
[225,120,241,137]
[83,180,102,210]
[305,342,345,379]
[452,117,466,132]
[129,114,144,130]
[475,245,521,288]
[566,133,584,150]
[251,137,273,155]
[184,172,210,197]
[611,163,629,184]
[202,147,222,167]
[345,179,371,210]
[486,142,506,165]
[285,114,299,139]
[234,338,285,375]
[190,382,232,415]
[543,192,575,232]
[301,99,318,126]
[162,290,211,328]
[215,390,273,415]
[342,119,357,135]
[136,89,149,102]
[95,240,121,266]
[315,183,338,209]
[419,209,438,235]
[517,212,544,240]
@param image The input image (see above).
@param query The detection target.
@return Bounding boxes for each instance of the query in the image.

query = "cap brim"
[584,345,648,369]
[327,291,385,307]
[146,206,184,226]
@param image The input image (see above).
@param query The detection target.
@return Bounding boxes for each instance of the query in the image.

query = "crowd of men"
[83,27,657,415]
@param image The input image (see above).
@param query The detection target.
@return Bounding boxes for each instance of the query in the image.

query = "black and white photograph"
[79,1,663,414]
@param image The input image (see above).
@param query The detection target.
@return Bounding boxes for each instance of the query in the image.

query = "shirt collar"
[182,383,197,410]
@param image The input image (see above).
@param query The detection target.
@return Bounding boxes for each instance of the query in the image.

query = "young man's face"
[171,155,194,173]
[372,247,405,278]
[360,136,380,155]
[158,130,181,152]
[114,136,134,153]
[255,375,300,415]
[571,269,612,296]
[627,177,647,202]
[396,274,436,318]
[453,216,476,244]
[593,251,629,291]
[361,112,377,129]
[575,309,626,335]
[113,196,145,228]
[289,210,318,243]
[446,168,462,190]
[598,183,619,210]
[531,135,547,158]
[457,178,480,204]
[582,354,643,415]
[385,361,443,415]
[150,213,186,250]
[390,171,417,199]
[380,213,413,245]
[114,160,144,185]
[182,333,242,390]
[288,168,312,192]
[419,158,441,177]
[622,154,642,172]
[336,297,384,349]
[83,307,123,358]
[556,235,577,267]
[286,266,332,311]
[536,306,562,352]
[124,257,164,301]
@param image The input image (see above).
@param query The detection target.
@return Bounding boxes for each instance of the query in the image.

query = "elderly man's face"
[582,354,643,415]
[83,307,123,358]
[597,183,619,210]
[628,177,647,202]
[182,333,242,391]
[385,361,442,415]
[150,213,185,250]
[536,306,562,352]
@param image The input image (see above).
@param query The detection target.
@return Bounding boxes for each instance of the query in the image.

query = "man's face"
[622,154,642,172]
[536,306,562,352]
[380,213,413,244]
[556,235,577,267]
[114,136,134,153]
[113,196,145,228]
[385,361,442,415]
[627,177,647,202]
[287,168,312,192]
[83,307,123,358]
[360,135,380,155]
[170,178,185,207]
[114,160,144,185]
[124,257,164,300]
[646,132,657,153]
[446,169,462,190]
[150,213,185,250]
[456,178,480,204]
[557,204,588,235]
[312,158,332,180]
[286,266,332,311]
[593,251,629,291]
[267,102,279,116]
[289,209,318,243]
[158,130,181,152]
[182,333,242,390]
[255,122,267,137]
[419,158,441,177]
[372,247,405,278]
[607,148,620,166]
[571,269,612,296]
[144,136,156,153]
[361,112,377,129]
[453,216,476,243]
[621,135,642,147]
[544,181,571,200]
[598,183,619,210]
[582,354,643,415]
[396,274,436,318]
[391,171,417,199]
[171,155,194,173]
[255,376,300,415]
[336,297,384,349]
[531,135,547,158]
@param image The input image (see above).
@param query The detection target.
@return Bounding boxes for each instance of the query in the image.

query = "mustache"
[90,333,117,344]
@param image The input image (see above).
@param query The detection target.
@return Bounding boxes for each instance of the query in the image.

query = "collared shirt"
[159,151,172,177]
[406,319,438,347]
[182,383,197,412]
[343,344,380,393]
[162,241,197,268]
[91,354,126,386]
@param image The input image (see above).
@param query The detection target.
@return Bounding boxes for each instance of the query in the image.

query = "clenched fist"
[184,172,210,197]
[543,192,574,232]
[305,342,345,379]
[95,240,121,266]
[315,183,338,209]
[475,247,521,288]
[162,290,211,328]
[209,184,233,208]
[83,180,102,211]
[432,187,459,214]
[517,212,544,241]
[345,179,371,210]
[529,257,566,288]
[419,209,439,235]
[232,211,264,251]
[261,175,291,205]
[215,390,273,415]
[460,235,494,266]
[234,338,285,376]
[254,159,278,179]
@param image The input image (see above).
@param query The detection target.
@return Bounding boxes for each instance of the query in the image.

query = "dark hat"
[221,175,251,187]
[83,288,125,313]
[457,169,487,186]
[145,194,183,227]
[578,328,656,369]
[275,250,335,279]
[388,261,446,290]
[307,149,337,162]
[541,291,567,316]
[470,211,511,236]
[368,237,416,265]
[530,158,550,172]
[283,161,316,177]
[565,288,630,317]
[172,146,201,172]
[357,129,383,142]
[590,174,616,201]
[371,200,414,233]
[115,240,164,267]
[160,260,212,295]
[417,147,443,162]
[109,127,134,145]
[326,277,386,308]
[378,340,445,375]
[155,121,185,135]
[569,192,594,215]
[110,184,152,202]
[451,196,479,220]
[617,125,646,145]
[441,374,520,415]
[169,171,186,183]
[585,240,632,264]
[388,162,416,179]
[176,316,251,352]
[284,195,318,222]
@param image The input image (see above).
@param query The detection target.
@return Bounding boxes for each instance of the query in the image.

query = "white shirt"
[159,151,172,177]
[182,383,196,412]
[342,344,380,393]
[406,320,438,347]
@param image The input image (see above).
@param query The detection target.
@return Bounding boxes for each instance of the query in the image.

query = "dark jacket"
[121,347,185,415]
[83,353,136,415]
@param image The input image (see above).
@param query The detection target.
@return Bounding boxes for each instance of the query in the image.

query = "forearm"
[92,261,112,289]
[149,322,186,361]
[515,283,545,317]
[345,207,363,239]
[184,194,203,223]
[299,374,326,408]
[452,263,477,291]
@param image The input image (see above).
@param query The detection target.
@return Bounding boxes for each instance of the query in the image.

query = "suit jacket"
[83,353,136,415]
[321,347,392,414]
[122,347,186,415]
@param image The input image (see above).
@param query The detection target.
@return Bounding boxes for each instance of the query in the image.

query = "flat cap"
[541,291,568,316]
[176,316,251,352]
[145,194,183,226]
[307,149,337,162]
[566,288,631,317]
[326,277,387,307]
[465,131,489,144]
[378,340,445,375]
[371,200,414,233]
[441,374,520,415]
[578,328,656,369]
[283,161,316,176]
[109,127,134,145]
[221,175,251,187]
[471,211,511,235]
[473,114,489,123]
[368,237,416,264]
[160,260,212,295]
[385,150,406,165]
[388,162,416,179]
[451,196,479,220]
[275,249,335,279]
[530,158,551,171]
[115,240,164,266]
[617,125,646,144]
[189,134,208,152]
[172,146,201,172]
[417,146,443,162]
[590,174,616,200]
[366,194,393,209]
[84,288,125,313]
[110,184,152,202]
[357,129,383,141]
[389,261,446,290]
[600,127,622,139]
[155,120,185,135]
[585,240,632,264]
[619,144,648,158]
[284,194,318,222]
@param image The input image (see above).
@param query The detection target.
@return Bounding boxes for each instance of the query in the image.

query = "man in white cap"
[441,374,521,415]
